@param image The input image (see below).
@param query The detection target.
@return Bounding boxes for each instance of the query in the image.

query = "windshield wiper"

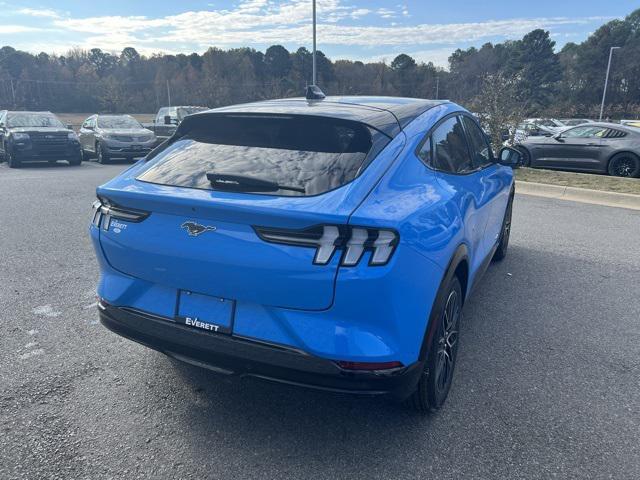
[206,173,305,194]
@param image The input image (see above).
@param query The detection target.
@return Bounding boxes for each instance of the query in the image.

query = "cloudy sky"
[0,0,635,67]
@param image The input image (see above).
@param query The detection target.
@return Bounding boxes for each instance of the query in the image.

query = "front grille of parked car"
[30,132,68,153]
[30,132,68,146]
[112,135,134,142]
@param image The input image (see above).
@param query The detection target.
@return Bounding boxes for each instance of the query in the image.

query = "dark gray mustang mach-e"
[517,122,640,177]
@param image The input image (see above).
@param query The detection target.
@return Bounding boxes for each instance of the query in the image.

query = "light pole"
[312,0,317,86]
[599,46,620,121]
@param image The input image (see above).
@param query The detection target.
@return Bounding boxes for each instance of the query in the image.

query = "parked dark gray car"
[79,114,157,163]
[0,110,81,168]
[517,122,640,177]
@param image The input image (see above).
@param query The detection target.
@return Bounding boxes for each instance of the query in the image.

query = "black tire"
[96,142,109,164]
[7,147,21,168]
[406,276,463,413]
[68,155,81,166]
[516,146,531,167]
[493,191,514,262]
[607,152,640,178]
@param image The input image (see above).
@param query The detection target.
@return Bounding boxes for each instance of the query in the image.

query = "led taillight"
[254,225,398,267]
[91,197,150,230]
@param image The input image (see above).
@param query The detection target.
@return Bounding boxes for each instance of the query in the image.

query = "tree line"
[0,8,638,118]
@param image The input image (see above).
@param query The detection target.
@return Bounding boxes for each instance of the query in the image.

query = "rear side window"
[563,126,608,138]
[431,116,473,174]
[605,128,627,139]
[462,116,494,168]
[137,115,387,196]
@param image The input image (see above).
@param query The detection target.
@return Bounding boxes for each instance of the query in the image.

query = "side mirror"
[163,115,172,125]
[497,147,522,168]
[553,133,563,141]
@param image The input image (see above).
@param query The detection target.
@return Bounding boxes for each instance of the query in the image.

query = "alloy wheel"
[434,289,460,396]
[612,156,636,177]
[502,198,513,245]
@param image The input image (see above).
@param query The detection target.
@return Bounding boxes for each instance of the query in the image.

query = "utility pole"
[166,80,171,107]
[599,46,620,121]
[312,0,317,86]
[10,78,16,108]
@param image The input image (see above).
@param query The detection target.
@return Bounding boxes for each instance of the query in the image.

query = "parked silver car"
[79,114,157,163]
[513,118,568,143]
[516,122,640,177]
[559,118,594,127]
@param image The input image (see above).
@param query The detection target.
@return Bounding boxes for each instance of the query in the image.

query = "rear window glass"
[137,115,387,196]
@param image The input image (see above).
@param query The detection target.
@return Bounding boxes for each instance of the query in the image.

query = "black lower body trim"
[99,303,422,398]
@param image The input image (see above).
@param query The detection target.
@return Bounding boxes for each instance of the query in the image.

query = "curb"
[516,181,640,211]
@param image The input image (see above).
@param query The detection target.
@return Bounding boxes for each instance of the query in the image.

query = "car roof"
[567,121,638,134]
[200,96,449,137]
[7,110,54,114]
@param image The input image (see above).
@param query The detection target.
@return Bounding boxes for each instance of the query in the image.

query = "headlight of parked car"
[12,133,30,141]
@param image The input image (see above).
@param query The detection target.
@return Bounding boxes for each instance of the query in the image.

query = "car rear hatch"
[95,112,398,311]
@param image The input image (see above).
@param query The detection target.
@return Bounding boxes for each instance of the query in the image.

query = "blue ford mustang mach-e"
[90,95,520,411]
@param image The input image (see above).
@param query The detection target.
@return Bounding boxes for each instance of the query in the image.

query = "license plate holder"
[175,291,233,334]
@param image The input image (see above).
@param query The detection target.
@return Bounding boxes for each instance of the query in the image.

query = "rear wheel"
[96,142,109,164]
[493,191,514,262]
[607,152,640,178]
[68,155,81,166]
[407,276,462,413]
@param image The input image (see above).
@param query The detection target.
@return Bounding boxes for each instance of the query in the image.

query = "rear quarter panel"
[342,103,513,364]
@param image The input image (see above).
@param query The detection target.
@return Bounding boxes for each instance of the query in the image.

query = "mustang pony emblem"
[181,221,216,237]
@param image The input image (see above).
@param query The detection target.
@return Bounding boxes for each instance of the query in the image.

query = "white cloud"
[16,7,60,18]
[377,8,396,19]
[52,10,613,50]
[350,8,371,19]
[2,25,44,34]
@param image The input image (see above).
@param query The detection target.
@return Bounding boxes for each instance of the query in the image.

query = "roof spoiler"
[305,85,326,100]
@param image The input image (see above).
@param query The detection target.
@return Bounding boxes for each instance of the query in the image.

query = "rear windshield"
[137,115,388,196]
[7,113,65,128]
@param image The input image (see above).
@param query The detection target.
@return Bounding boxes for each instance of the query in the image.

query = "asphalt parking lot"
[1,161,639,480]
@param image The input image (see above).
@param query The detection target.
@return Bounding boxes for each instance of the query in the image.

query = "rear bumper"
[98,302,423,398]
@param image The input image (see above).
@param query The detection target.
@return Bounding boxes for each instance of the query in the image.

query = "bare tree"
[472,73,527,152]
